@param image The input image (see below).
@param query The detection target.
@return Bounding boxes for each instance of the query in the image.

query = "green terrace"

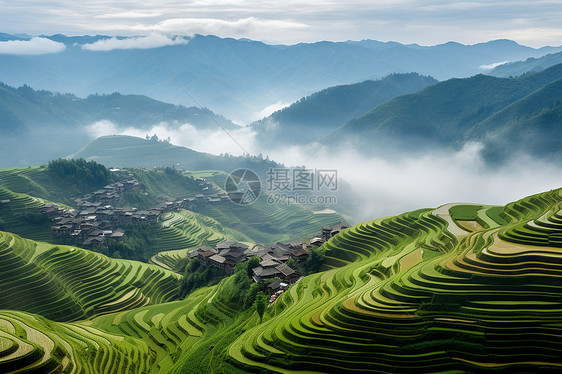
[0,231,179,322]
[1,188,562,373]
[0,186,53,242]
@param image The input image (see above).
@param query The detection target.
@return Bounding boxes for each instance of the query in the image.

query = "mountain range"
[250,73,438,147]
[331,63,562,162]
[0,83,237,168]
[491,50,562,77]
[1,33,561,123]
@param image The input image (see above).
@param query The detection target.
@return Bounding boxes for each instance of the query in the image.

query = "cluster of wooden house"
[40,174,236,248]
[191,240,303,287]
[43,176,178,248]
[74,178,140,205]
[189,222,350,294]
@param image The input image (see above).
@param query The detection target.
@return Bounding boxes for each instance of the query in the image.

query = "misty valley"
[1,31,562,373]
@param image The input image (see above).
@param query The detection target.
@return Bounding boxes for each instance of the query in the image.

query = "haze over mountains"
[0,83,238,168]
[491,50,562,77]
[2,27,562,373]
[1,33,561,123]
[337,63,562,162]
[1,32,562,220]
[251,73,438,147]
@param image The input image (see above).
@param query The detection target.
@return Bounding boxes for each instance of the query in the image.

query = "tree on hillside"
[301,246,325,275]
[47,158,111,188]
[246,256,260,278]
[255,291,267,323]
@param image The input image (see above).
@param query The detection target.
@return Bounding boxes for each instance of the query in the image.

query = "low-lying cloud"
[85,120,257,156]
[0,37,66,55]
[479,61,509,70]
[82,34,188,51]
[252,101,291,122]
[84,120,562,224]
[264,141,562,223]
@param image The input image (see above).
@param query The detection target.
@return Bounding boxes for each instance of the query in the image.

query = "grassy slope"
[223,188,562,373]
[0,165,110,207]
[0,185,53,242]
[4,185,562,372]
[251,73,438,145]
[69,135,281,174]
[149,209,252,271]
[0,230,179,322]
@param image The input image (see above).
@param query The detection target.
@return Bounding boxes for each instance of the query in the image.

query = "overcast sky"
[1,0,562,47]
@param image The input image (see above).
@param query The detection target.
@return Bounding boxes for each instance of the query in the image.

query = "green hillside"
[0,165,344,261]
[149,209,251,271]
[0,186,53,242]
[0,82,239,168]
[0,83,238,132]
[196,195,344,244]
[0,164,205,208]
[342,63,562,161]
[0,231,179,322]
[251,73,437,146]
[1,187,562,372]
[70,135,281,174]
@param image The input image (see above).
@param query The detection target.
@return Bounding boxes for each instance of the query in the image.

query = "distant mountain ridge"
[251,73,438,146]
[0,82,238,168]
[491,50,562,77]
[337,63,562,162]
[1,33,560,123]
[0,82,238,132]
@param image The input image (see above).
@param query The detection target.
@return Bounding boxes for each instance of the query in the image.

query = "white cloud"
[95,11,163,19]
[252,101,291,122]
[264,141,562,222]
[1,1,562,47]
[85,120,257,156]
[85,120,120,138]
[479,61,509,70]
[0,37,65,55]
[128,17,310,40]
[85,120,562,223]
[493,27,562,47]
[81,34,188,51]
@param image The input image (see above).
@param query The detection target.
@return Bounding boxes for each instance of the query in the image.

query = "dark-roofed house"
[266,279,288,294]
[109,231,124,241]
[252,265,282,283]
[197,247,218,266]
[209,254,227,270]
[309,237,325,246]
[83,236,106,248]
[216,240,249,252]
[223,251,247,271]
[322,222,350,241]
[276,263,300,283]
[289,246,309,261]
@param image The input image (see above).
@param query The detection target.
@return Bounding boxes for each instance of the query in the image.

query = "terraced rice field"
[2,188,562,373]
[226,189,562,372]
[201,197,345,244]
[0,230,180,322]
[0,186,53,242]
[150,210,251,270]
